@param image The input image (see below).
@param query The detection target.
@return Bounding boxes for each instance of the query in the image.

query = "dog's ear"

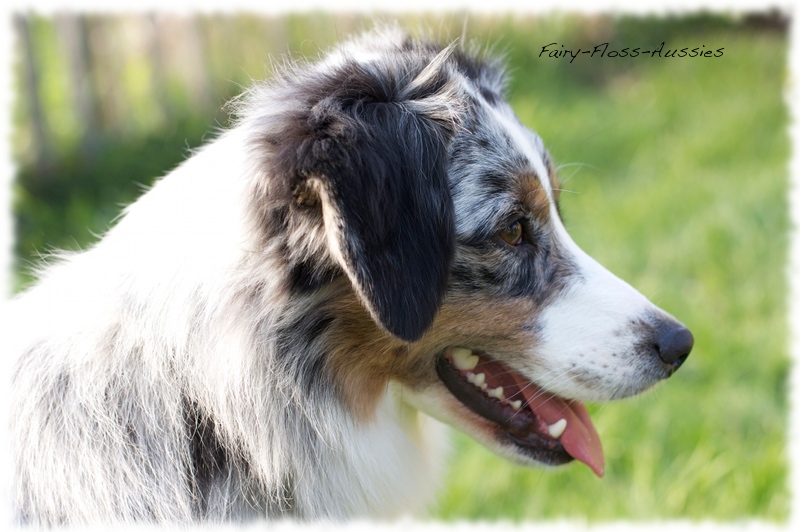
[270,51,459,342]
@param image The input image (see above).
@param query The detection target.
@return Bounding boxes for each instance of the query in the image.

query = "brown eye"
[499,220,523,246]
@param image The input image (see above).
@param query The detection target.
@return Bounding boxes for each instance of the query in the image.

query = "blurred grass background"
[11,11,789,522]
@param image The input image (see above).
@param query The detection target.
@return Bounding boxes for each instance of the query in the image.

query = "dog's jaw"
[435,348,605,476]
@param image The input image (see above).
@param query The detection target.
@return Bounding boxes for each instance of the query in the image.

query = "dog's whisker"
[551,187,579,195]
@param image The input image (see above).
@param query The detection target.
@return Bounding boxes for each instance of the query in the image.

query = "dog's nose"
[655,322,693,371]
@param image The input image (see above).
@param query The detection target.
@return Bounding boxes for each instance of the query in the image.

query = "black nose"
[655,322,693,371]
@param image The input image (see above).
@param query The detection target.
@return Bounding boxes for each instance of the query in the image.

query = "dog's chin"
[431,347,605,477]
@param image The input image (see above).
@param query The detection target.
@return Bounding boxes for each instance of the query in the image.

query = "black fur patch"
[255,51,459,342]
[183,399,230,517]
[287,260,340,294]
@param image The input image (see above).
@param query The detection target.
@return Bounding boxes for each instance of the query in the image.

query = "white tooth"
[510,400,522,410]
[450,347,479,371]
[480,383,488,390]
[487,386,505,400]
[472,373,485,387]
[548,419,567,439]
[466,372,475,384]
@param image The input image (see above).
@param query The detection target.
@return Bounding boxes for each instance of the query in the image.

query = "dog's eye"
[499,220,523,246]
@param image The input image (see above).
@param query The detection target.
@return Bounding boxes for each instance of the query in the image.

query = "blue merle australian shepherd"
[8,27,693,524]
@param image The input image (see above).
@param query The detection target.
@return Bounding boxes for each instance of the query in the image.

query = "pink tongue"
[515,378,604,477]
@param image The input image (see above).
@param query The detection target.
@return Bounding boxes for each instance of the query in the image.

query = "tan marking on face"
[516,172,552,224]
[398,292,544,390]
[322,286,406,421]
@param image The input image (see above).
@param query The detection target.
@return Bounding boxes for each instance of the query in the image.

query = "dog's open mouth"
[435,347,604,477]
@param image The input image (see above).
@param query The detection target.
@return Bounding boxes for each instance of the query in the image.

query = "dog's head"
[241,28,693,477]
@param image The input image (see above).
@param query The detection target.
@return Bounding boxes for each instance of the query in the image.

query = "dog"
[7,27,693,524]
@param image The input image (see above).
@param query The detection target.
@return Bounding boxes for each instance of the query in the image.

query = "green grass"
[13,13,789,523]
